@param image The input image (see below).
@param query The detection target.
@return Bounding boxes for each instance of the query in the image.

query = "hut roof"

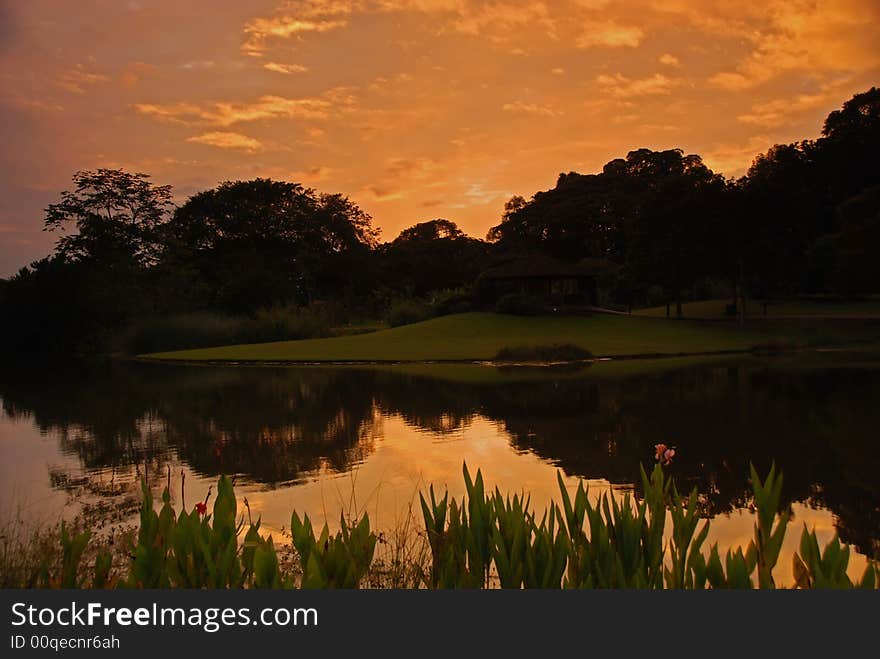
[480,254,617,280]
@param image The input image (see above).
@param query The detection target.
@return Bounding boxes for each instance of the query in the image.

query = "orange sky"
[1,0,879,275]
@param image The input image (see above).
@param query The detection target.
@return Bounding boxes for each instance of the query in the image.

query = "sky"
[1,0,879,276]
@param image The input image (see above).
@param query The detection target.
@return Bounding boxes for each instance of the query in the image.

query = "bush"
[494,344,593,363]
[120,313,241,354]
[430,287,474,316]
[120,305,331,354]
[494,292,544,315]
[244,304,330,343]
[386,299,433,327]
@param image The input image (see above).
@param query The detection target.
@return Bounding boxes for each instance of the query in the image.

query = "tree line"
[1,87,878,353]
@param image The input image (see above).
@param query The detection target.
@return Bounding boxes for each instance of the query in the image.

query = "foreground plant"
[19,462,880,590]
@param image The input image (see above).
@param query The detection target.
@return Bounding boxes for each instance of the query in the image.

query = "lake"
[2,351,878,584]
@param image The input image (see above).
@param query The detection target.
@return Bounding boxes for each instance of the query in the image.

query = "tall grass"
[5,463,878,589]
[120,304,331,354]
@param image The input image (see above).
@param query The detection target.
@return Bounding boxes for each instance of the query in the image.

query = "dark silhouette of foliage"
[166,179,378,313]
[380,218,488,298]
[44,169,173,267]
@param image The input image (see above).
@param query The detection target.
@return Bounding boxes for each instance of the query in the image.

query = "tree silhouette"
[44,168,173,267]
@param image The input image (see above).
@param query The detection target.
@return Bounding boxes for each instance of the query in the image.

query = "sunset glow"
[1,0,879,274]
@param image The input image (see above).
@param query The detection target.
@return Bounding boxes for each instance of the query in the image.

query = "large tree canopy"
[380,218,488,297]
[44,168,173,267]
[166,179,379,312]
[487,148,727,309]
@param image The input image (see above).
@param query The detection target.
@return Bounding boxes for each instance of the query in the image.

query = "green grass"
[141,312,880,363]
[635,297,880,319]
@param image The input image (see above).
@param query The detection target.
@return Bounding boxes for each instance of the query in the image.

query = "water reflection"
[1,353,878,558]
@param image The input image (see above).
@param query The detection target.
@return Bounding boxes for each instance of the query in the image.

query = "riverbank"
[140,312,880,364]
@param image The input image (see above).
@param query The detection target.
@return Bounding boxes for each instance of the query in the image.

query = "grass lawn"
[142,312,880,363]
[635,297,880,319]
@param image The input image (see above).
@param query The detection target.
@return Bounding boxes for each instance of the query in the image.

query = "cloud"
[461,182,507,205]
[264,62,309,74]
[502,100,563,117]
[120,61,160,88]
[444,1,554,39]
[363,184,404,201]
[291,165,334,181]
[705,0,880,90]
[134,92,350,127]
[56,66,111,94]
[596,73,679,97]
[186,131,264,152]
[242,1,558,52]
[384,157,434,179]
[737,89,839,128]
[5,95,64,113]
[576,21,644,48]
[659,53,680,67]
[180,60,216,71]
[703,134,773,176]
[243,15,348,55]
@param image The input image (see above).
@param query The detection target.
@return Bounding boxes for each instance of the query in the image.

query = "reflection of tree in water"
[156,367,379,485]
[1,361,174,471]
[371,372,477,433]
[2,355,879,556]
[0,362,380,488]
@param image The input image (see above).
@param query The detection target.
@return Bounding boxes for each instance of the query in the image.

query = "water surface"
[2,351,878,583]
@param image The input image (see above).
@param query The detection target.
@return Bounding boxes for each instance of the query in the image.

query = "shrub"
[120,313,241,354]
[386,299,432,327]
[430,287,474,316]
[494,344,593,363]
[120,305,331,354]
[494,292,544,315]
[243,304,330,343]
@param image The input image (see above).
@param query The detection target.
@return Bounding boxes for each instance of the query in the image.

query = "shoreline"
[133,344,873,368]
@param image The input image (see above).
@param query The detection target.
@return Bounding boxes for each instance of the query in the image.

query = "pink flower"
[195,502,207,516]
[662,448,676,465]
[654,444,667,461]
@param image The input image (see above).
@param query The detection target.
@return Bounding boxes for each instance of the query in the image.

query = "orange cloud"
[576,20,644,48]
[596,73,679,97]
[243,16,347,55]
[120,62,161,88]
[363,185,404,202]
[502,101,563,117]
[186,131,265,152]
[737,88,844,128]
[134,92,349,127]
[706,0,880,89]
[264,62,309,74]
[291,165,334,181]
[56,66,110,94]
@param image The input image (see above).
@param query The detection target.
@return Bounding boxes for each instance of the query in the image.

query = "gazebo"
[478,254,615,308]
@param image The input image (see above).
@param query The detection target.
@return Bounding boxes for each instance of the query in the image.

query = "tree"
[44,168,173,267]
[380,219,488,298]
[0,169,175,352]
[166,179,379,313]
[811,186,880,295]
[487,149,726,314]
